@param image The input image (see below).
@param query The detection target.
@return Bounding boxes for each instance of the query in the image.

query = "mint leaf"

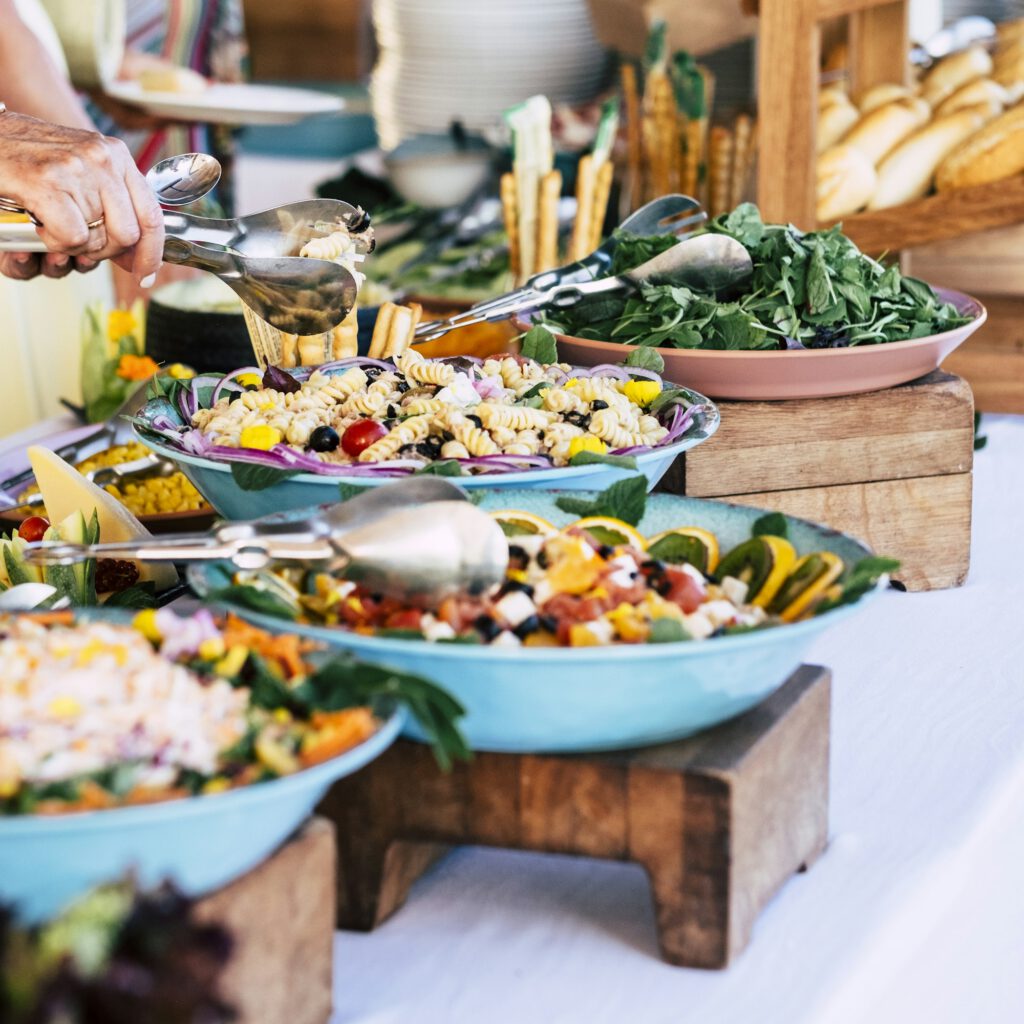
[230,463,301,491]
[518,324,559,364]
[752,512,789,540]
[555,475,648,526]
[568,451,639,470]
[338,482,371,502]
[622,347,665,374]
[648,618,690,643]
[414,460,464,477]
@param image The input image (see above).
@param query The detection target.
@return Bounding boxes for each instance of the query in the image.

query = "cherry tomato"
[341,419,388,457]
[663,568,706,614]
[17,515,50,543]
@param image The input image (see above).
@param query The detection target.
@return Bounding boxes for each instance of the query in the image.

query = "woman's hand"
[0,111,164,284]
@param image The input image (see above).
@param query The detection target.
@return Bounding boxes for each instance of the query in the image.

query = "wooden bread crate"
[193,818,336,1024]
[658,370,974,591]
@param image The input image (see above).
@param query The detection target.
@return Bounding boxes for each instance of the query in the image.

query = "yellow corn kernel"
[623,380,661,407]
[133,608,161,642]
[255,735,299,775]
[273,708,292,723]
[567,435,608,459]
[240,425,283,450]
[507,569,528,584]
[214,644,249,677]
[47,696,82,717]
[568,623,606,647]
[198,637,226,661]
[202,777,231,794]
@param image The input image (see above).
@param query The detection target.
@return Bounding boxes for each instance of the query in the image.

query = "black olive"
[591,400,609,410]
[383,418,397,429]
[513,615,541,639]
[416,441,443,458]
[538,614,558,633]
[468,414,483,428]
[537,549,550,569]
[442,430,455,442]
[387,404,398,418]
[365,366,382,380]
[597,544,615,559]
[397,381,410,393]
[565,412,591,429]
[473,615,502,641]
[655,579,673,597]
[308,425,340,452]
[641,558,666,574]
[508,544,529,568]
[499,579,534,598]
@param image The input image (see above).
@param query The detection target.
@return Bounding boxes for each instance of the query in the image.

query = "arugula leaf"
[104,582,157,609]
[568,451,639,470]
[622,347,665,374]
[230,463,301,492]
[815,556,901,614]
[555,475,648,525]
[414,460,464,477]
[206,584,298,621]
[648,618,691,643]
[751,512,789,540]
[518,324,559,364]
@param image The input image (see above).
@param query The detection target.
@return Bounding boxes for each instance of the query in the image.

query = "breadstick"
[589,160,615,251]
[384,304,414,358]
[730,114,753,207]
[708,126,733,217]
[280,334,298,368]
[535,169,562,272]
[742,119,759,203]
[569,154,597,261]
[386,302,422,359]
[368,302,396,359]
[500,172,521,282]
[621,62,642,210]
[331,305,359,360]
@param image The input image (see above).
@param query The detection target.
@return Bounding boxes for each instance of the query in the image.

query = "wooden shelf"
[823,176,1024,253]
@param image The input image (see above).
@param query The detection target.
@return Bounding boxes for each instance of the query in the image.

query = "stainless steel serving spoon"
[24,477,509,605]
[0,153,222,233]
[414,232,753,342]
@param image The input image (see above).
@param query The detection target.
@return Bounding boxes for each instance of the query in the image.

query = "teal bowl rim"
[187,489,882,662]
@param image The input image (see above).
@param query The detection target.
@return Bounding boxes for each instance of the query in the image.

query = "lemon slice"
[568,516,647,550]
[646,526,720,574]
[770,552,845,622]
[490,510,558,538]
[716,535,797,608]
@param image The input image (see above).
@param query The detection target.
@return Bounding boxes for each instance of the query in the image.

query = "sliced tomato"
[662,568,706,614]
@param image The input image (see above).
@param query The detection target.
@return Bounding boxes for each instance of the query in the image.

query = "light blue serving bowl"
[189,490,880,754]
[0,612,404,922]
[132,369,718,521]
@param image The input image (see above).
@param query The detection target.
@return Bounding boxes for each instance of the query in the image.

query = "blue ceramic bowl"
[189,490,880,754]
[0,613,404,922]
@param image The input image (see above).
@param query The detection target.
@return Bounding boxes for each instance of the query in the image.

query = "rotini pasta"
[183,355,693,474]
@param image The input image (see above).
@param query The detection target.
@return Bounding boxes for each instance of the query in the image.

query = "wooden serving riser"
[320,665,831,970]
[659,370,975,591]
[192,818,336,1024]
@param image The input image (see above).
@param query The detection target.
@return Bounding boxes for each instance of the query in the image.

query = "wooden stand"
[320,665,830,970]
[192,818,336,1024]
[658,370,973,591]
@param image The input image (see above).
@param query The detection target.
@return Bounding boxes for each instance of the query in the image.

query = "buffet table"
[328,413,1024,1024]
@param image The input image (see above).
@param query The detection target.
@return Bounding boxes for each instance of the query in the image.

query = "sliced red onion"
[574,364,632,381]
[621,366,663,383]
[318,357,395,373]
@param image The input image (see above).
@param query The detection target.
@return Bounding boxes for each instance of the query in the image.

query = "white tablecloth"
[330,414,1024,1024]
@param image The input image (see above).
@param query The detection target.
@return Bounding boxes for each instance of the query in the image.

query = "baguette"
[992,45,1024,89]
[817,144,877,221]
[858,83,915,114]
[869,105,993,209]
[935,77,1010,117]
[819,82,849,108]
[936,104,1024,191]
[842,97,930,165]
[922,45,993,107]
[818,95,859,152]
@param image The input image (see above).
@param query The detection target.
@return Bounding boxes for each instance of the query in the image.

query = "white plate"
[103,81,345,126]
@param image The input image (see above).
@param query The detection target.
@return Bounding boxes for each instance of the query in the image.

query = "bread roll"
[869,106,993,209]
[818,96,859,152]
[935,77,1009,117]
[817,144,877,221]
[936,104,1024,191]
[992,45,1024,89]
[842,97,930,165]
[996,18,1024,47]
[922,45,993,107]
[858,83,916,114]
[139,66,208,94]
[819,82,849,108]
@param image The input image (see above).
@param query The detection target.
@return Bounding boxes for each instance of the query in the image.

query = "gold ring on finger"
[86,215,105,229]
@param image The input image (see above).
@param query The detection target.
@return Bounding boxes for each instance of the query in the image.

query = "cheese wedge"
[27,446,178,591]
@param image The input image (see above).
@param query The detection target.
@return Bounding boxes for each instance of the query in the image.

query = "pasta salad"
[142,352,709,477]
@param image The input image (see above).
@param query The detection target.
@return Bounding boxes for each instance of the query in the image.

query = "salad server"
[414,232,753,343]
[414,194,707,339]
[0,152,222,234]
[25,477,509,604]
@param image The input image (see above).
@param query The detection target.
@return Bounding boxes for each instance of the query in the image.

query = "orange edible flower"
[107,308,137,341]
[116,353,160,381]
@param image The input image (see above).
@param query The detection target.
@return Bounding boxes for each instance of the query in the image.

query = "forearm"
[0,0,92,129]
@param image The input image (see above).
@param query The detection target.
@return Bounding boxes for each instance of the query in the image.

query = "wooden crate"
[321,666,831,970]
[192,818,336,1024]
[658,370,974,591]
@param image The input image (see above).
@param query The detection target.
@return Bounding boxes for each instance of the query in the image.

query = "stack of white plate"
[371,0,609,150]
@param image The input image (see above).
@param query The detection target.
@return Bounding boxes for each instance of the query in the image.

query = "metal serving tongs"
[413,194,708,343]
[415,231,753,344]
[24,478,509,604]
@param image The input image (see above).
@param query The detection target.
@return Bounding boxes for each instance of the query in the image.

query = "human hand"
[0,111,164,284]
[0,251,99,281]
